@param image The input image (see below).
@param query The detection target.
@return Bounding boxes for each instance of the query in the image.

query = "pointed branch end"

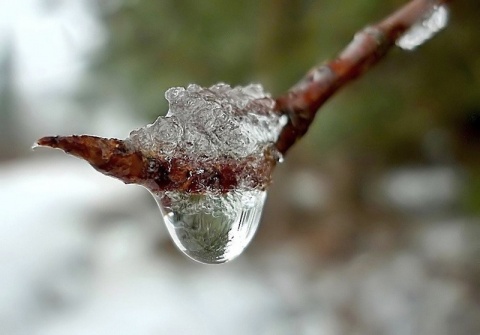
[35,136,61,149]
[34,135,147,185]
[35,135,111,162]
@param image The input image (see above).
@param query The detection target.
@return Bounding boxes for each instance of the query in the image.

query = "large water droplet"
[396,5,449,51]
[154,190,266,264]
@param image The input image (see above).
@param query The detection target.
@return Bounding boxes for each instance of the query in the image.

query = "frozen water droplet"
[397,5,449,50]
[127,83,287,190]
[154,190,266,264]
[126,83,286,262]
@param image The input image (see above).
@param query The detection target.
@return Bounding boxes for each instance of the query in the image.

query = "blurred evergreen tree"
[0,40,19,160]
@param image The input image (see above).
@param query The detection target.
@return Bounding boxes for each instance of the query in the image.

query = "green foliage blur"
[86,0,480,212]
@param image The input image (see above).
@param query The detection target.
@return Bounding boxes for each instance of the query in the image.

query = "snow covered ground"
[1,156,479,335]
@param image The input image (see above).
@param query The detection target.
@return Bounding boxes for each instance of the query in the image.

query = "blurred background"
[1,0,479,334]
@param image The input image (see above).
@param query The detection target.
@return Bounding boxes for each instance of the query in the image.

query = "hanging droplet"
[396,5,449,51]
[154,190,266,264]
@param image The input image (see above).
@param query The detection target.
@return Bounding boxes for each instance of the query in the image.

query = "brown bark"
[37,0,453,193]
[37,136,276,193]
[274,0,452,154]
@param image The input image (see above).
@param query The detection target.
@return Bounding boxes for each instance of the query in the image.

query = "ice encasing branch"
[274,0,453,154]
[36,0,454,195]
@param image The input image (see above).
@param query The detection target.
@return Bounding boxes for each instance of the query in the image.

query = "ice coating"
[126,83,286,263]
[396,5,449,51]
[128,83,287,161]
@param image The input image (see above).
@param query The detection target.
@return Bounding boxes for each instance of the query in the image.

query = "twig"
[37,0,453,193]
[37,135,276,193]
[274,0,452,154]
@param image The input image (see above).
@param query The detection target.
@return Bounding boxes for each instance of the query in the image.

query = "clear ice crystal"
[396,5,449,51]
[155,190,266,264]
[128,83,287,160]
[127,83,286,263]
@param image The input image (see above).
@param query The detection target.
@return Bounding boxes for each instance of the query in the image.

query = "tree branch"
[274,0,452,154]
[37,0,453,194]
[37,135,276,193]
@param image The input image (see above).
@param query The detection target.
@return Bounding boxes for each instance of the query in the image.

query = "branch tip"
[274,0,453,154]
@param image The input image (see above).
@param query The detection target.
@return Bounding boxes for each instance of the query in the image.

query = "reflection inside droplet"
[153,190,266,264]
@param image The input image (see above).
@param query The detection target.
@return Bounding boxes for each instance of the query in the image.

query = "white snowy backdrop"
[1,1,479,335]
